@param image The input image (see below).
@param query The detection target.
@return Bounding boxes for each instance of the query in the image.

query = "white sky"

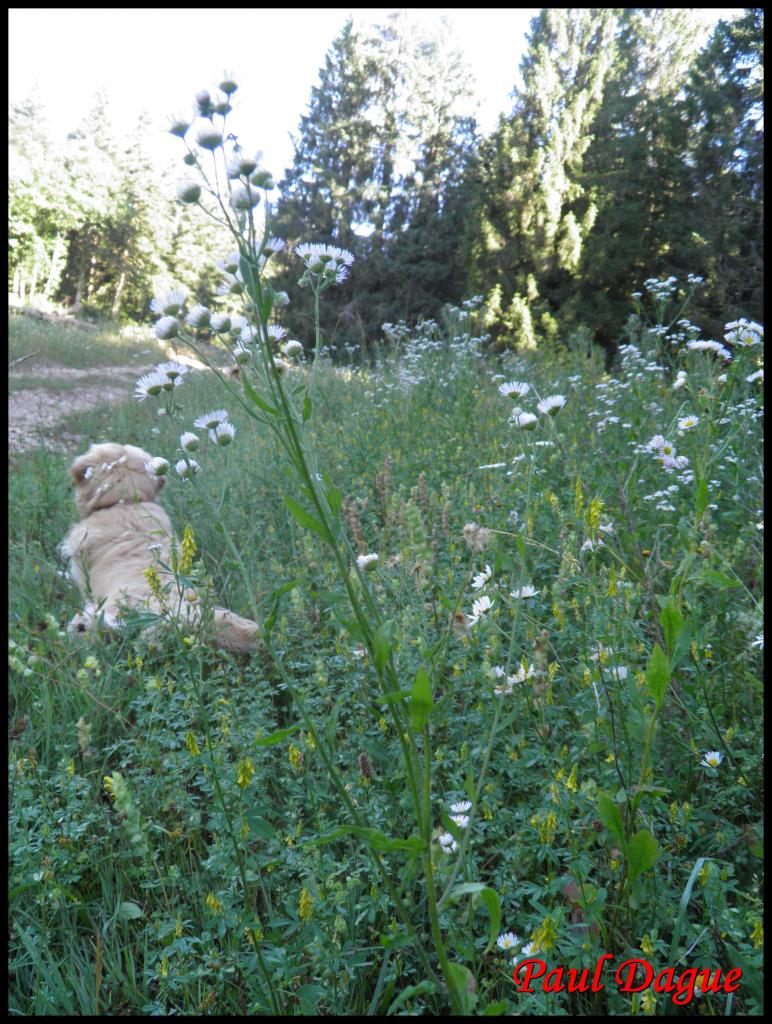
[9,8,742,179]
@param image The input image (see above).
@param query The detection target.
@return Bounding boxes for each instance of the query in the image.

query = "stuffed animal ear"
[69,454,92,483]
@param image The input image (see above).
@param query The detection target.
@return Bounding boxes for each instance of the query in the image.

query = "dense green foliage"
[8,9,763,354]
[8,289,764,1012]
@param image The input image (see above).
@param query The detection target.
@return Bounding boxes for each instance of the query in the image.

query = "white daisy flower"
[239,324,259,345]
[194,409,230,431]
[168,115,191,138]
[233,345,251,365]
[751,633,763,650]
[210,313,232,334]
[512,411,538,430]
[700,751,723,769]
[497,932,520,952]
[450,814,469,829]
[471,565,492,590]
[175,459,200,480]
[180,432,199,452]
[513,942,537,965]
[264,236,286,254]
[510,585,539,599]
[687,340,731,360]
[226,152,259,179]
[267,325,288,342]
[217,252,241,274]
[283,339,304,359]
[356,553,379,572]
[134,371,168,401]
[209,421,236,446]
[746,368,763,383]
[156,361,189,381]
[468,595,493,626]
[196,126,223,151]
[537,394,566,416]
[230,183,261,211]
[724,318,763,347]
[673,371,688,390]
[151,289,186,317]
[295,242,355,270]
[185,305,210,329]
[144,457,169,477]
[499,380,530,398]
[438,832,457,854]
[677,415,699,431]
[450,801,472,814]
[154,316,181,341]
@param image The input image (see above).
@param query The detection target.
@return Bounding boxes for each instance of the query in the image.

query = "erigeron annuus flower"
[751,633,763,650]
[673,371,687,390]
[468,594,493,626]
[239,324,259,345]
[450,814,469,829]
[168,115,191,138]
[154,316,181,341]
[151,288,186,317]
[746,368,763,383]
[210,421,236,446]
[512,411,538,430]
[135,371,168,401]
[700,751,723,769]
[295,242,355,272]
[196,126,223,151]
[217,252,241,274]
[537,394,566,416]
[194,409,230,430]
[357,553,379,572]
[471,565,492,590]
[283,339,303,359]
[185,305,210,329]
[233,345,251,365]
[264,237,286,255]
[180,432,199,452]
[678,415,699,431]
[230,183,261,211]
[175,459,200,480]
[497,932,520,952]
[498,380,530,398]
[219,73,238,95]
[157,361,189,382]
[450,800,472,814]
[687,339,731,360]
[439,832,457,854]
[226,151,259,179]
[210,313,231,334]
[510,584,539,599]
[176,180,201,204]
[216,272,244,296]
[267,324,288,342]
[724,318,763,347]
[145,457,169,477]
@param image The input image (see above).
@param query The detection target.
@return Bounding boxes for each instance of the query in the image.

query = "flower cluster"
[135,361,190,401]
[648,435,689,472]
[295,243,355,287]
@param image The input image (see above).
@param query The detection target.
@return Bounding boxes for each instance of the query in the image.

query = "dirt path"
[8,364,142,454]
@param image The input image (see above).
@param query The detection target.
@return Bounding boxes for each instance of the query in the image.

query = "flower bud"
[219,75,238,95]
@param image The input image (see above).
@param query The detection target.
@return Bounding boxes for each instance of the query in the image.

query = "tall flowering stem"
[165,82,463,1010]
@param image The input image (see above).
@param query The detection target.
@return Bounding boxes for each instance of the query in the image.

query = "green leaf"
[295,984,325,1014]
[254,723,302,747]
[311,826,426,854]
[689,569,742,590]
[626,829,659,885]
[598,791,625,845]
[387,980,437,1014]
[645,643,670,707]
[445,962,478,1015]
[302,393,312,422]
[117,901,144,921]
[659,601,683,656]
[242,375,278,416]
[410,667,433,731]
[284,496,330,542]
[448,882,501,953]
[376,688,412,705]
[372,621,396,674]
[322,472,342,515]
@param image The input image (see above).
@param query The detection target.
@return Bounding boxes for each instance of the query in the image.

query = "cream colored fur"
[62,442,260,653]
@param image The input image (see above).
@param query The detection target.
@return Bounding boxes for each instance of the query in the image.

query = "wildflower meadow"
[8,72,764,1017]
